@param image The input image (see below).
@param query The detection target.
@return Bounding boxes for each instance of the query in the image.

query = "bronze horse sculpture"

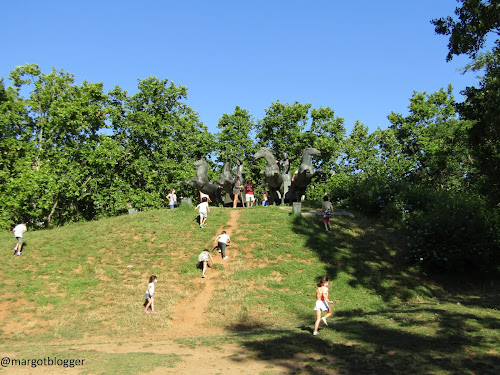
[253,147,284,205]
[217,160,235,205]
[289,146,321,203]
[185,158,223,205]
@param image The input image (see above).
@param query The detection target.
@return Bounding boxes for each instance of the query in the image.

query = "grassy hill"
[0,204,498,374]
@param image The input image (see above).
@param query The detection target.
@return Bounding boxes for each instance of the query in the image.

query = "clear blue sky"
[1,0,479,135]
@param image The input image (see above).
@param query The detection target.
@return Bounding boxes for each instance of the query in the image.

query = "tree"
[0,78,31,228]
[2,65,109,227]
[108,76,215,208]
[387,86,473,190]
[458,52,500,203]
[339,121,378,175]
[256,101,311,162]
[309,106,345,173]
[433,0,500,204]
[432,0,500,61]
[214,105,256,165]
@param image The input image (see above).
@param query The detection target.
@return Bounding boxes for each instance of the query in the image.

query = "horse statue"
[234,156,246,183]
[218,160,234,205]
[289,146,322,203]
[185,158,223,205]
[279,152,292,202]
[253,147,284,205]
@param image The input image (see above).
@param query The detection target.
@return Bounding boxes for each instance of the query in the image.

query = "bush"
[325,172,401,215]
[405,191,499,276]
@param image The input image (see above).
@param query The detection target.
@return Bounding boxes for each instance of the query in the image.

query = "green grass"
[1,203,499,374]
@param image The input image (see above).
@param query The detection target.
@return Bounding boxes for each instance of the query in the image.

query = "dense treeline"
[1,0,498,275]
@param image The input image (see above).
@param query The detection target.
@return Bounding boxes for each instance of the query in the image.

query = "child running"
[313,276,333,335]
[195,196,210,228]
[144,275,158,314]
[12,222,27,256]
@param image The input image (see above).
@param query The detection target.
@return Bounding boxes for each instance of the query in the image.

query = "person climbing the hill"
[12,222,27,256]
[215,230,231,259]
[197,248,213,278]
[199,191,212,204]
[195,196,210,228]
[321,196,334,232]
[144,275,158,314]
[313,276,333,336]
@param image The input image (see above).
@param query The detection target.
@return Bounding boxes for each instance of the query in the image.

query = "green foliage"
[433,0,500,206]
[405,190,499,275]
[388,86,474,190]
[458,50,500,205]
[108,76,215,209]
[432,0,500,61]
[215,105,257,164]
[0,67,215,228]
[256,100,311,162]
[309,106,346,172]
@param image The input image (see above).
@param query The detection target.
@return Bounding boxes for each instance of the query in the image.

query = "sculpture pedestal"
[181,198,193,206]
[292,202,302,216]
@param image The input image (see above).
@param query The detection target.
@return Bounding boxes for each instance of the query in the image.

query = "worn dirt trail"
[167,208,241,338]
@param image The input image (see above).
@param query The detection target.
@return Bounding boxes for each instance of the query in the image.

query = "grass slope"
[0,204,498,374]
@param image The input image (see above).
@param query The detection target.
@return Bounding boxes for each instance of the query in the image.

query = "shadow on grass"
[229,309,500,375]
[223,212,500,374]
[291,213,428,302]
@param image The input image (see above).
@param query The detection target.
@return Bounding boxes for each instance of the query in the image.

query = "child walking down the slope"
[313,276,334,335]
[144,275,158,314]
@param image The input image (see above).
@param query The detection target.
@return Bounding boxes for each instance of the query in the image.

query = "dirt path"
[167,209,241,338]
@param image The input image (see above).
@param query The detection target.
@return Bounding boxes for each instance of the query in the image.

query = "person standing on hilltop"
[244,178,256,207]
[232,175,243,208]
[166,188,177,209]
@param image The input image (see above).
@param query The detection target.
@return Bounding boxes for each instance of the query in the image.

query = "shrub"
[405,191,499,276]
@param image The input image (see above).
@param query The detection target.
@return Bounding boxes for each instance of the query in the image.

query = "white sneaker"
[322,317,328,326]
[313,331,319,336]
[223,256,228,259]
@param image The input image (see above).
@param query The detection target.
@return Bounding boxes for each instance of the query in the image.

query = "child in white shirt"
[144,275,158,314]
[215,230,231,259]
[195,197,210,228]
